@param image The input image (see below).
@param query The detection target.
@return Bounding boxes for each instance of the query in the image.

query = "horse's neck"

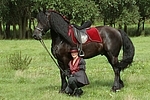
[50,12,74,46]
[50,30,64,47]
[50,12,68,34]
[51,29,60,43]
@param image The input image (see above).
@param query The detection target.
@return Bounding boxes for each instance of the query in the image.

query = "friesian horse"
[32,10,135,92]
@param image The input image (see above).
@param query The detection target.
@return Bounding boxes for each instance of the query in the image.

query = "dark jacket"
[69,58,89,85]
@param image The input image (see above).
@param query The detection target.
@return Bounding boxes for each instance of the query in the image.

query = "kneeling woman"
[65,47,89,97]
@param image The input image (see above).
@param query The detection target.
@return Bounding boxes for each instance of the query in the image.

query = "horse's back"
[96,25,122,56]
[96,26,122,39]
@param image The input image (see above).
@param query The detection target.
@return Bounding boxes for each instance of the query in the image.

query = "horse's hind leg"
[112,64,124,92]
[105,52,124,92]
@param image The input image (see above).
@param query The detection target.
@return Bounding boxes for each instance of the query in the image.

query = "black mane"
[47,11,74,46]
[46,10,70,24]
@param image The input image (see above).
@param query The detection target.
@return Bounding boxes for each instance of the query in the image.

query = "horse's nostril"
[32,34,36,38]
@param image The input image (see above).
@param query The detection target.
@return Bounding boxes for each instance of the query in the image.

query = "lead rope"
[39,39,65,73]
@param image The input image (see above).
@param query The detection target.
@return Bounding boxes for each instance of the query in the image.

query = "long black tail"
[118,29,135,70]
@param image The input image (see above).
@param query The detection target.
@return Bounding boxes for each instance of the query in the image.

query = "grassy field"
[0,37,150,100]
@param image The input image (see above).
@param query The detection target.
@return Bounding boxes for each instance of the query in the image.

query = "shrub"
[7,51,32,70]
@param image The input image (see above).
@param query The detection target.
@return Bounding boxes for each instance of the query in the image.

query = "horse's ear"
[45,11,50,16]
[38,8,45,14]
[38,9,41,12]
[42,7,46,13]
[43,9,46,14]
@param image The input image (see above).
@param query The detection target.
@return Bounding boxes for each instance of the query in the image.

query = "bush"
[7,51,32,70]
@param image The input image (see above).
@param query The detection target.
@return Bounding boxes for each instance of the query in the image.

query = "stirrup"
[79,50,85,57]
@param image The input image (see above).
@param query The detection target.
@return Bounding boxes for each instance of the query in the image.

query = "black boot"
[77,88,83,95]
[65,86,73,95]
[73,88,83,97]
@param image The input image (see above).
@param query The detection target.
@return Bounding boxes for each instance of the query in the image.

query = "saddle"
[69,21,103,57]
[71,21,92,57]
[72,27,89,57]
[73,20,92,30]
[73,27,88,44]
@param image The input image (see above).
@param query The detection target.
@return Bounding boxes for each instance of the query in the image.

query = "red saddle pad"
[68,26,102,44]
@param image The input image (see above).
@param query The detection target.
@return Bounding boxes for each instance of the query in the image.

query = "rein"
[39,39,65,73]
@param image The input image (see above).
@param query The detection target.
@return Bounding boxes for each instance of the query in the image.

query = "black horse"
[33,10,135,92]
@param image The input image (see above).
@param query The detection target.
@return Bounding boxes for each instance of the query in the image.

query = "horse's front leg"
[59,70,68,93]
[112,67,124,92]
[57,60,68,93]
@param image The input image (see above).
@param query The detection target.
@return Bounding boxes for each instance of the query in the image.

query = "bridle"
[35,27,43,32]
[35,11,51,33]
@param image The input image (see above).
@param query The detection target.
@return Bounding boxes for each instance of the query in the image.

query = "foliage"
[96,0,140,25]
[135,0,150,33]
[32,0,99,23]
[136,0,150,19]
[7,51,32,70]
[1,0,150,38]
[118,5,140,25]
[0,0,32,23]
[127,25,150,36]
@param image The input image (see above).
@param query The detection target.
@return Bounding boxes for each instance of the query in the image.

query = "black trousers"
[65,76,84,94]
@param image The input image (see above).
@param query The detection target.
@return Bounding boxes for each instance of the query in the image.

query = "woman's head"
[70,47,79,58]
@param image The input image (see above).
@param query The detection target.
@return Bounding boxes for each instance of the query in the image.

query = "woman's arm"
[78,58,86,70]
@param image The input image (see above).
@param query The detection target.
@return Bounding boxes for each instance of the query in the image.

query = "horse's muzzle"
[32,34,42,40]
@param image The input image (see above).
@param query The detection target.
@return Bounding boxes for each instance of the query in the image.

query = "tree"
[33,0,99,24]
[13,0,33,39]
[0,0,33,39]
[94,0,140,33]
[0,0,148,38]
[0,0,11,39]
[95,0,123,26]
[135,0,150,36]
[117,0,140,32]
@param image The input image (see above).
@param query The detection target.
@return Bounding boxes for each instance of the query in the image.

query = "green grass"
[0,37,150,100]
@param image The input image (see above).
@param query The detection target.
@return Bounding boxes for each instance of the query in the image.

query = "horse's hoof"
[112,82,124,92]
[111,86,121,92]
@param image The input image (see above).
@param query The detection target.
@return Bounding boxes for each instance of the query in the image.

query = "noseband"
[35,27,43,32]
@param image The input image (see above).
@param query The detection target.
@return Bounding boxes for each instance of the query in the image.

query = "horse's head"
[33,11,50,40]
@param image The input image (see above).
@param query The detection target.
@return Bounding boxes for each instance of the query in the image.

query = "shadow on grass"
[38,84,60,91]
[87,79,113,89]
[37,77,113,92]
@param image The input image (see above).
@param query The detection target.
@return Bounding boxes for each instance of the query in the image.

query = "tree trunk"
[5,22,11,39]
[142,18,145,31]
[136,19,141,36]
[13,24,17,39]
[19,19,23,39]
[22,17,27,39]
[113,23,115,28]
[110,20,113,27]
[118,24,122,29]
[3,24,6,39]
[103,17,106,25]
[28,19,32,39]
[124,23,127,33]
[0,21,2,38]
